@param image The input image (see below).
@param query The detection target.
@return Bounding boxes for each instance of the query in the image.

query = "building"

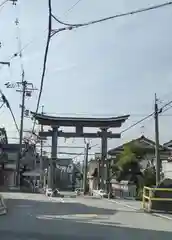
[108,135,171,170]
[162,140,172,179]
[0,128,37,187]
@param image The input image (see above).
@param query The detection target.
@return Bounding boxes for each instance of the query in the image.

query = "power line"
[32,0,52,133]
[73,98,172,157]
[0,102,4,110]
[0,0,83,73]
[11,0,82,56]
[120,98,172,135]
[160,99,172,111]
[120,113,154,134]
[159,101,172,116]
[52,1,172,31]
[0,0,8,8]
[32,1,172,135]
[0,89,19,133]
[1,1,172,74]
[8,104,20,133]
[63,0,83,15]
[13,3,25,76]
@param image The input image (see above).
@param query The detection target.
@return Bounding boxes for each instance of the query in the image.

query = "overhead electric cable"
[63,0,83,15]
[52,1,172,31]
[31,1,172,138]
[0,0,8,8]
[12,2,25,78]
[0,89,19,133]
[32,0,52,133]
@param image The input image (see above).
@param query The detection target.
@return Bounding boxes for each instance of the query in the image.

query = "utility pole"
[5,77,37,187]
[17,79,26,187]
[83,142,89,194]
[40,106,44,158]
[154,93,161,185]
[40,105,44,187]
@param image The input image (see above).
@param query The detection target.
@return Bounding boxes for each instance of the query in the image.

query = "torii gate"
[31,113,129,191]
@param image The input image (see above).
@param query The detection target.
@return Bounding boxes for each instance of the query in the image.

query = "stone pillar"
[49,126,58,189]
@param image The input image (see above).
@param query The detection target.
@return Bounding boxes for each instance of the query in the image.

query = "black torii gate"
[31,113,129,191]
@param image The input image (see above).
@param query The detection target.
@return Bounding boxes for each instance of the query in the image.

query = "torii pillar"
[100,128,108,192]
[48,126,58,188]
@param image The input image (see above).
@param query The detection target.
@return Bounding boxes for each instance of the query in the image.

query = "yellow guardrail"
[142,186,172,212]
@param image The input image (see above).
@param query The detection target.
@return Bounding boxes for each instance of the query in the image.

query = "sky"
[0,0,172,162]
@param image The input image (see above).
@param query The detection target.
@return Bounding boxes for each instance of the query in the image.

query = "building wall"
[22,147,36,169]
[0,170,15,186]
[89,177,98,194]
[88,160,98,175]
[162,161,172,179]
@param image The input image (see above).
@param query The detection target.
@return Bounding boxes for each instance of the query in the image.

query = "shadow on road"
[5,198,115,216]
[0,197,172,239]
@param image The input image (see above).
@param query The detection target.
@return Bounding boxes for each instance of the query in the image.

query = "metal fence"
[111,182,137,199]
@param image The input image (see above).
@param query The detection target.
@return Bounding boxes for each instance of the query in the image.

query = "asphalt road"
[0,192,172,240]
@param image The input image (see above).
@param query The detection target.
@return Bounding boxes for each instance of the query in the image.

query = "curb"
[106,198,172,221]
[0,195,7,215]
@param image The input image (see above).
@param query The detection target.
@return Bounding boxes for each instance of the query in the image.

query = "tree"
[111,143,144,182]
[143,165,156,187]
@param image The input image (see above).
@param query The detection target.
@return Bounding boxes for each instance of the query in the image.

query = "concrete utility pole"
[83,142,90,194]
[17,79,26,186]
[5,77,37,187]
[154,93,161,185]
[40,106,44,162]
[40,105,44,186]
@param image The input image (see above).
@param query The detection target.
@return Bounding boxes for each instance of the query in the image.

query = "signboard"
[56,163,74,173]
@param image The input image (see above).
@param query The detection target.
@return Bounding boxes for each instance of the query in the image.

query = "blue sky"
[0,0,172,161]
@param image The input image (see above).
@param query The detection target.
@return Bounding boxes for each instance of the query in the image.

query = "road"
[0,192,172,239]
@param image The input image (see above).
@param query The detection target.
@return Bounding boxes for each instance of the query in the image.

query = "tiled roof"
[108,135,166,156]
[31,112,130,128]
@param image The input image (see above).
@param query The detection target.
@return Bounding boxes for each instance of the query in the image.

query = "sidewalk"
[108,199,142,210]
[107,198,172,220]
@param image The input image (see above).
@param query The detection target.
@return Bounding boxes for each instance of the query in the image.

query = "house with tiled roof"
[85,136,172,195]
[108,135,171,170]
